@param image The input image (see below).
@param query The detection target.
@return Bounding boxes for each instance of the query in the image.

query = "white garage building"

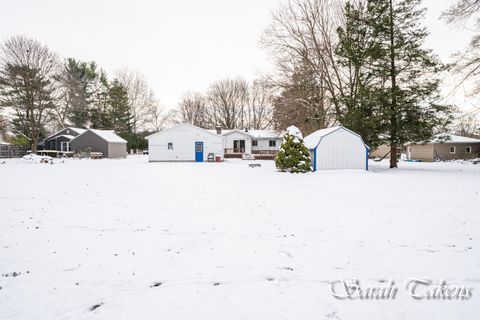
[304,126,369,171]
[146,123,225,162]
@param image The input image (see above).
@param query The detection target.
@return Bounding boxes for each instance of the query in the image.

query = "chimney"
[215,126,222,135]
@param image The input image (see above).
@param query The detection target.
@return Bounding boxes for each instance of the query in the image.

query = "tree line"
[261,0,472,168]
[0,35,168,153]
[1,0,478,168]
[173,78,275,130]
[0,34,276,152]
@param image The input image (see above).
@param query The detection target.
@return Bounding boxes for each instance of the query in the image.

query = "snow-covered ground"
[0,156,479,319]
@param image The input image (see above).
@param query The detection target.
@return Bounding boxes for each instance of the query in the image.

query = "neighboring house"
[369,144,390,158]
[210,127,284,159]
[71,129,127,158]
[304,126,369,171]
[369,144,402,159]
[406,134,480,162]
[40,127,86,152]
[146,123,225,162]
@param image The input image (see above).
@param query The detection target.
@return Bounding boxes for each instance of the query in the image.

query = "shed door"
[195,142,204,162]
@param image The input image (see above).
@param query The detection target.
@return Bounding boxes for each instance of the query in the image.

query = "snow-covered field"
[1,156,479,319]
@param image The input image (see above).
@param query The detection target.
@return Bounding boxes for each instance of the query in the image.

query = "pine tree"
[335,1,388,149]
[107,80,132,133]
[62,59,100,128]
[336,0,453,168]
[275,126,311,173]
[89,73,111,130]
[0,65,56,153]
[0,36,59,153]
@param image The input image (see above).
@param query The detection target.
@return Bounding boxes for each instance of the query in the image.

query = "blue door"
[195,142,204,162]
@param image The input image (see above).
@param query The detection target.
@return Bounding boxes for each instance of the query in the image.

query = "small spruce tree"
[275,126,311,173]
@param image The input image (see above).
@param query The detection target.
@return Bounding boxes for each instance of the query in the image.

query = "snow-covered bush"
[275,126,311,173]
[23,154,53,164]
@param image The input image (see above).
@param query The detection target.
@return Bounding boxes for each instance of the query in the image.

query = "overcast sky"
[0,0,474,110]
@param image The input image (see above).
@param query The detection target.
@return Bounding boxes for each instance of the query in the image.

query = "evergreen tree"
[336,0,453,168]
[335,1,388,149]
[275,126,311,173]
[0,64,57,153]
[107,80,132,133]
[90,73,111,129]
[62,59,100,128]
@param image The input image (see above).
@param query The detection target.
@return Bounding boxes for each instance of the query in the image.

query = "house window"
[269,140,276,147]
[252,140,258,147]
[449,146,456,154]
[60,141,70,152]
[168,143,173,150]
[465,146,472,154]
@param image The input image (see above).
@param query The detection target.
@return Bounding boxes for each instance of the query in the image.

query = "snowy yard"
[0,156,479,319]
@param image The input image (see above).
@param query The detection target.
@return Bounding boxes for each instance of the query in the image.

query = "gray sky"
[0,0,475,110]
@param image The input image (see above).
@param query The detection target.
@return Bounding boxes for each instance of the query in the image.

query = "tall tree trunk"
[31,138,38,154]
[389,0,398,168]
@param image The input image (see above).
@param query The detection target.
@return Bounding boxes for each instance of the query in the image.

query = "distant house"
[146,123,225,162]
[406,134,480,162]
[71,129,127,158]
[304,126,369,171]
[369,144,402,159]
[40,127,86,152]
[211,127,284,159]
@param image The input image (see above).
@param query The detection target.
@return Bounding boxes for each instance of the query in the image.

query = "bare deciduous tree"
[261,0,346,131]
[0,35,61,153]
[443,0,480,24]
[115,68,157,134]
[247,80,275,129]
[443,1,480,93]
[177,92,208,127]
[454,114,479,137]
[148,103,174,132]
[206,77,249,129]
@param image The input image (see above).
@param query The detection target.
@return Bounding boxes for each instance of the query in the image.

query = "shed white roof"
[88,129,127,143]
[303,127,342,149]
[304,126,369,150]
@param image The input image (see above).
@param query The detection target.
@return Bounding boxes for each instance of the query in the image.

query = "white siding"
[224,131,252,154]
[315,128,366,170]
[252,138,282,152]
[148,124,225,162]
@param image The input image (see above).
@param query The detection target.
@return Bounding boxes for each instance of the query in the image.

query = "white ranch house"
[146,123,225,162]
[146,124,284,162]
[304,126,369,171]
[209,127,284,159]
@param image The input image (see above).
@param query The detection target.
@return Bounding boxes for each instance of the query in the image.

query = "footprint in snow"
[325,311,340,320]
[89,303,103,311]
